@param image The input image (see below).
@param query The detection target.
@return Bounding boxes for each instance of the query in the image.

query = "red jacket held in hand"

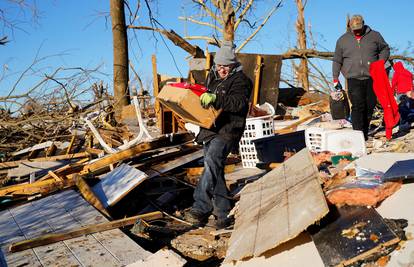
[370,60,400,140]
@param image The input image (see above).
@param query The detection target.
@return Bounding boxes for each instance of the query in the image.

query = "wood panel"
[225,149,329,262]
[0,190,151,266]
[309,206,400,266]
[92,164,148,208]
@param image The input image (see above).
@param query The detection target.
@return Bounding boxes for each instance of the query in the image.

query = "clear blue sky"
[1,0,414,99]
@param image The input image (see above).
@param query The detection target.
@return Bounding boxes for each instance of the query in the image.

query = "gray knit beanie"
[214,40,238,65]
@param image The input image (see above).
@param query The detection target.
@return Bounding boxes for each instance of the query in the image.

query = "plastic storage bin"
[252,130,306,163]
[239,114,274,168]
[304,127,366,156]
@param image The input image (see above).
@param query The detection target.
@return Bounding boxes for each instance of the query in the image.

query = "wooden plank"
[9,211,162,253]
[145,150,204,178]
[0,178,74,197]
[66,134,76,154]
[5,197,82,266]
[80,132,193,174]
[48,191,152,265]
[92,164,148,208]
[205,52,212,78]
[152,54,162,131]
[225,149,329,262]
[252,55,263,106]
[0,151,90,169]
[77,176,111,217]
[309,206,400,266]
[48,170,63,182]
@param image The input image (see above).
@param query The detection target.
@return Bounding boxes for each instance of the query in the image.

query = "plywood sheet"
[310,206,400,267]
[0,190,150,266]
[93,164,148,207]
[225,148,328,262]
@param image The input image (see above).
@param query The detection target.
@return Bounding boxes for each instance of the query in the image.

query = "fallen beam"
[0,178,75,197]
[9,211,163,253]
[0,152,90,169]
[80,133,193,174]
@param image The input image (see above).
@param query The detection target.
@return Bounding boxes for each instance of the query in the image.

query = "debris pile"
[1,68,414,267]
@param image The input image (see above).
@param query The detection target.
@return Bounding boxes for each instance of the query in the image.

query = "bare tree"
[181,0,283,51]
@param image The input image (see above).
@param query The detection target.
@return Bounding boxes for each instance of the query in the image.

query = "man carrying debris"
[185,40,252,229]
[332,14,390,140]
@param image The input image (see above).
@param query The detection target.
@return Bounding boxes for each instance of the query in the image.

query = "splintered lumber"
[9,211,163,253]
[66,134,76,154]
[309,206,400,266]
[225,148,329,262]
[0,178,75,197]
[38,158,89,182]
[80,132,193,174]
[252,55,263,106]
[92,164,148,208]
[92,150,203,208]
[76,176,111,218]
[0,151,90,169]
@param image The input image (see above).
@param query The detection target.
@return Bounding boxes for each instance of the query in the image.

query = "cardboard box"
[157,85,221,129]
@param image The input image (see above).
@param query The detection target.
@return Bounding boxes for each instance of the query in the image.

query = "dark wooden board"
[309,206,400,267]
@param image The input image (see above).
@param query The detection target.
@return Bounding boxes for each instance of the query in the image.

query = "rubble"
[2,56,414,267]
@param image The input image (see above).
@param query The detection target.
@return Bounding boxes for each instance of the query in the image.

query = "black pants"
[347,78,377,139]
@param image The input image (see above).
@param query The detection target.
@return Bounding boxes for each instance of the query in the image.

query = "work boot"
[214,216,234,230]
[184,209,209,226]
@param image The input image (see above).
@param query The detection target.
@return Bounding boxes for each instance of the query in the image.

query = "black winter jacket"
[333,25,390,80]
[195,65,252,149]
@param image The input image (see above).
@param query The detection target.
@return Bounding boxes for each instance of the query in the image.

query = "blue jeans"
[192,136,233,220]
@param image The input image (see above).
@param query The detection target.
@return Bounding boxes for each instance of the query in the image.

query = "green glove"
[200,92,216,108]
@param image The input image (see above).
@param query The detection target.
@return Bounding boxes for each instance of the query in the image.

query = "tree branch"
[191,0,223,25]
[178,16,222,32]
[234,0,254,30]
[236,2,281,52]
[128,25,205,57]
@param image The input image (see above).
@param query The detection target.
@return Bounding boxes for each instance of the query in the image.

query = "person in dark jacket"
[332,14,390,139]
[185,40,252,229]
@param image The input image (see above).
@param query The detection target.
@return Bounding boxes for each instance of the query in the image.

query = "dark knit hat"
[214,40,238,65]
